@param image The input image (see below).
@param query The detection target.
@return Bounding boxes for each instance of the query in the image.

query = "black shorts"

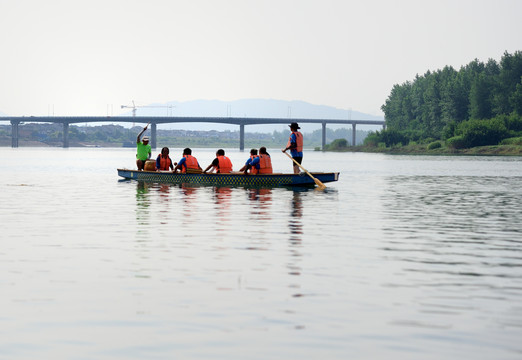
[292,156,303,164]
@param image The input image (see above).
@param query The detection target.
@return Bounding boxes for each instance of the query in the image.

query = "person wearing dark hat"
[136,124,151,171]
[282,122,303,174]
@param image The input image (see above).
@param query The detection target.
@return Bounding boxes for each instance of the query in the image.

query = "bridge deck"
[0,116,385,149]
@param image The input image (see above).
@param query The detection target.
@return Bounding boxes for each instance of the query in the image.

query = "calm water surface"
[1,148,521,359]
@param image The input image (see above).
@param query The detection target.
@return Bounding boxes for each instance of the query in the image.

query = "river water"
[1,147,521,360]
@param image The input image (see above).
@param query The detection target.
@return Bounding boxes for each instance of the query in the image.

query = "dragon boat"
[117,168,339,188]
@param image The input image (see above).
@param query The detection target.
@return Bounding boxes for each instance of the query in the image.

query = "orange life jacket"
[250,155,259,174]
[157,155,172,170]
[258,154,273,174]
[286,131,303,152]
[182,154,199,173]
[217,155,233,173]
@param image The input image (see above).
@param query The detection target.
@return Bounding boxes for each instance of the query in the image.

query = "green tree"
[469,73,494,119]
[510,81,522,115]
[493,51,522,114]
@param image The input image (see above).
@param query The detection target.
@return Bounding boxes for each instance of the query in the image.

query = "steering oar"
[283,151,326,190]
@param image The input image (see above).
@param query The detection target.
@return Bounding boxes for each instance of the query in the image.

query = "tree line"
[371,51,522,149]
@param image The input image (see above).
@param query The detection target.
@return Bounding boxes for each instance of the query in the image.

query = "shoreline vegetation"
[329,50,522,157]
[318,138,522,156]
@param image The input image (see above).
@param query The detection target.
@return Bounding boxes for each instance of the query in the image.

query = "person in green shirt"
[136,124,152,170]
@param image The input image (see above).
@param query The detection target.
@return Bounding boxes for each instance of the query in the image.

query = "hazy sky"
[1,0,521,117]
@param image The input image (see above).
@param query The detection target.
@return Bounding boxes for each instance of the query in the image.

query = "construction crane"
[121,101,175,117]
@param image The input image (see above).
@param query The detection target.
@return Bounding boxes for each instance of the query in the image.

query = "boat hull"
[117,169,339,187]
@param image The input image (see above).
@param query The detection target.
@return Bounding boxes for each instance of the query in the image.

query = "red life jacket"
[258,154,273,174]
[250,155,259,174]
[157,154,172,170]
[182,154,199,173]
[217,155,233,173]
[286,131,303,152]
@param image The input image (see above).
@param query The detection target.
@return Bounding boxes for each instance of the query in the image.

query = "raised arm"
[136,124,149,143]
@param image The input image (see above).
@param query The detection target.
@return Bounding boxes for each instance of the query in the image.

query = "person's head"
[161,147,169,156]
[216,149,225,156]
[259,146,268,154]
[183,147,192,156]
[289,122,300,131]
[142,136,150,144]
[250,148,258,156]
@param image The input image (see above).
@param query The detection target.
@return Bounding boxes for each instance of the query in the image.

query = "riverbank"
[322,143,522,156]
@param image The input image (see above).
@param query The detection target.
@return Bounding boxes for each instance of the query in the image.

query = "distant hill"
[119,99,384,132]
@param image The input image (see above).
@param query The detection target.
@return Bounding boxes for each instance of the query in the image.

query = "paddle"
[283,151,326,190]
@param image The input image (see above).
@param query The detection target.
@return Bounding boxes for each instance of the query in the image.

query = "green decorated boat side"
[117,169,339,188]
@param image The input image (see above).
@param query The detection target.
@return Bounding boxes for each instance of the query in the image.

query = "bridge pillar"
[239,124,245,151]
[352,123,356,146]
[321,122,326,150]
[151,122,157,149]
[11,120,19,148]
[63,123,69,148]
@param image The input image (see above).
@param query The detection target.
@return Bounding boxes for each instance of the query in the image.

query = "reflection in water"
[213,186,233,223]
[135,181,151,217]
[155,184,172,225]
[135,181,152,241]
[158,184,171,198]
[243,188,273,251]
[247,188,272,217]
[178,184,199,222]
[289,190,303,242]
[288,190,304,278]
[178,183,198,201]
[213,186,233,201]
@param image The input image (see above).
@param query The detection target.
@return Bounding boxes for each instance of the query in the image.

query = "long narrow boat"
[117,169,339,188]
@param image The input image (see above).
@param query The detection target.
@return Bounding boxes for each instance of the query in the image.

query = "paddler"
[155,147,175,171]
[256,146,273,174]
[203,149,233,173]
[241,147,273,175]
[136,124,151,171]
[173,148,202,173]
[282,122,303,174]
[239,148,258,174]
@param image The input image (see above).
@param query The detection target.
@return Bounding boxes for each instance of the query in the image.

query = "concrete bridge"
[1,116,385,150]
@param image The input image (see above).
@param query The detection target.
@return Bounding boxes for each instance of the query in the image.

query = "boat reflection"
[178,183,199,202]
[213,186,233,220]
[135,180,152,232]
[158,183,171,195]
[246,188,273,216]
[288,190,303,280]
[135,180,151,209]
[289,190,303,241]
[135,182,174,225]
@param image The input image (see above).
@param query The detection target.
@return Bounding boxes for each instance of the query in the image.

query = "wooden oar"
[283,151,326,190]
